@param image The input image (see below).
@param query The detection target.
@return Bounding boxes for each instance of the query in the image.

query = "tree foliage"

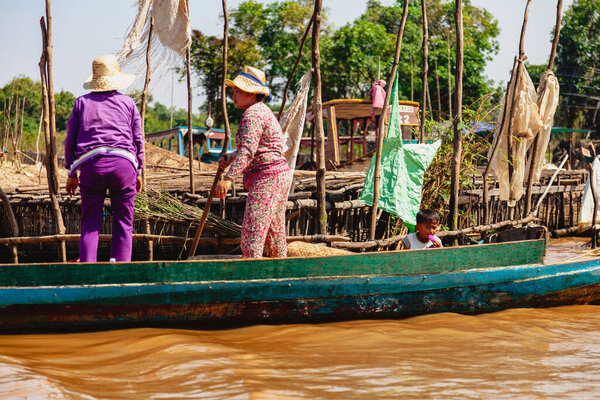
[553,0,600,130]
[189,0,500,126]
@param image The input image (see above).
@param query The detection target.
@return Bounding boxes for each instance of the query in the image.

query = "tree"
[553,0,600,130]
[354,0,499,115]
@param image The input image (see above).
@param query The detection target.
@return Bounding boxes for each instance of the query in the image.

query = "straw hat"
[83,54,135,92]
[225,66,271,98]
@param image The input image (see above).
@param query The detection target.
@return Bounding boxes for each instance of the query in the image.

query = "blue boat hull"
[1,257,599,332]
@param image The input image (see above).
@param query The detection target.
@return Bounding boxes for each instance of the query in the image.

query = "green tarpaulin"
[359,73,441,229]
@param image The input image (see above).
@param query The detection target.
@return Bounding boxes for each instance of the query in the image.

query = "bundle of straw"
[135,189,241,237]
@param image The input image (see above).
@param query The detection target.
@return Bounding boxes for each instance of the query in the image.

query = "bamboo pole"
[219,0,231,220]
[434,55,442,120]
[524,0,563,215]
[506,0,532,195]
[483,58,518,223]
[419,0,429,142]
[409,53,414,102]
[39,8,66,262]
[369,0,409,240]
[278,14,314,121]
[186,0,195,194]
[139,17,155,260]
[0,233,350,247]
[448,0,464,232]
[548,0,563,71]
[0,185,19,263]
[447,29,452,121]
[311,0,327,234]
[188,0,231,257]
[589,163,598,248]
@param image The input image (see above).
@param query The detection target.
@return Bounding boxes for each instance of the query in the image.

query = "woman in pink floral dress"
[216,66,291,258]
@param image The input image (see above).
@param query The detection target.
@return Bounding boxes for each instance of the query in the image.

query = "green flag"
[359,73,441,229]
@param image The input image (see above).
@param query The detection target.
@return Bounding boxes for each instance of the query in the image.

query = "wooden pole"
[311,0,327,234]
[590,163,598,248]
[39,7,66,262]
[0,185,19,263]
[369,0,409,240]
[448,0,464,232]
[409,53,414,102]
[419,0,429,142]
[140,17,155,261]
[447,29,452,120]
[278,15,314,121]
[506,0,532,185]
[548,0,563,71]
[219,0,231,220]
[186,0,195,194]
[434,55,442,120]
[525,0,563,215]
[483,58,519,223]
[188,0,231,257]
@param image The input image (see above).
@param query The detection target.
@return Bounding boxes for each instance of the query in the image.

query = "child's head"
[415,209,440,241]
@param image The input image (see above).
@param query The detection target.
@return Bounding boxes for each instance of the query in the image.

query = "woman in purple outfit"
[65,54,144,262]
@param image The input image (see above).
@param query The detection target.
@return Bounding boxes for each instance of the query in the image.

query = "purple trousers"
[79,156,137,262]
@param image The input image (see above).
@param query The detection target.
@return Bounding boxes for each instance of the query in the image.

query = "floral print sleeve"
[225,114,262,181]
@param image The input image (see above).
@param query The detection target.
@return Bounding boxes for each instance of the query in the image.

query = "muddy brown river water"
[0,237,599,399]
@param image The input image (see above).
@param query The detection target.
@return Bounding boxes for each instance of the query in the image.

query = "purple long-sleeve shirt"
[65,91,144,177]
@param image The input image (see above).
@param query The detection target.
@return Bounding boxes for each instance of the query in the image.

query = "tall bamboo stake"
[419,0,429,142]
[186,0,195,194]
[447,29,452,120]
[448,0,464,232]
[39,5,66,262]
[278,14,314,121]
[219,0,231,219]
[434,55,442,120]
[409,53,414,102]
[140,17,155,260]
[524,0,563,215]
[189,0,231,257]
[311,0,327,234]
[369,0,409,240]
[505,0,532,209]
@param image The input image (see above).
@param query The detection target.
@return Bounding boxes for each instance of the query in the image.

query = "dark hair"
[255,93,267,102]
[416,208,440,224]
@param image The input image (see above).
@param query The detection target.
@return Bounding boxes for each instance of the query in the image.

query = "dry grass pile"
[287,241,354,257]
[135,188,241,237]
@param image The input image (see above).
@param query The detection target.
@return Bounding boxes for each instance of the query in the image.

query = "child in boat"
[401,209,443,250]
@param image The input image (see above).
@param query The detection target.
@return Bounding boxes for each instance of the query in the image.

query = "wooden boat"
[0,239,598,333]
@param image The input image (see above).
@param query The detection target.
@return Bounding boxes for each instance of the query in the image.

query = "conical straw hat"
[83,54,135,92]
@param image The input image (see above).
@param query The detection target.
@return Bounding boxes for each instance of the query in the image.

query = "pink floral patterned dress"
[225,102,291,258]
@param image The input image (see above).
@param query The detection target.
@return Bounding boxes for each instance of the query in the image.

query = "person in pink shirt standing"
[65,55,144,262]
[216,66,291,258]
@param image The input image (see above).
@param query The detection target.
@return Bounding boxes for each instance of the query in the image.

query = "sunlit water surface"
[0,237,599,399]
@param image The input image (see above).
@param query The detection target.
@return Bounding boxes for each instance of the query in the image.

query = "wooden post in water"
[311,0,327,234]
[139,17,155,260]
[419,0,429,142]
[39,1,66,262]
[369,0,409,240]
[590,163,598,248]
[448,0,464,232]
[186,0,195,194]
[524,0,562,215]
[278,15,314,121]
